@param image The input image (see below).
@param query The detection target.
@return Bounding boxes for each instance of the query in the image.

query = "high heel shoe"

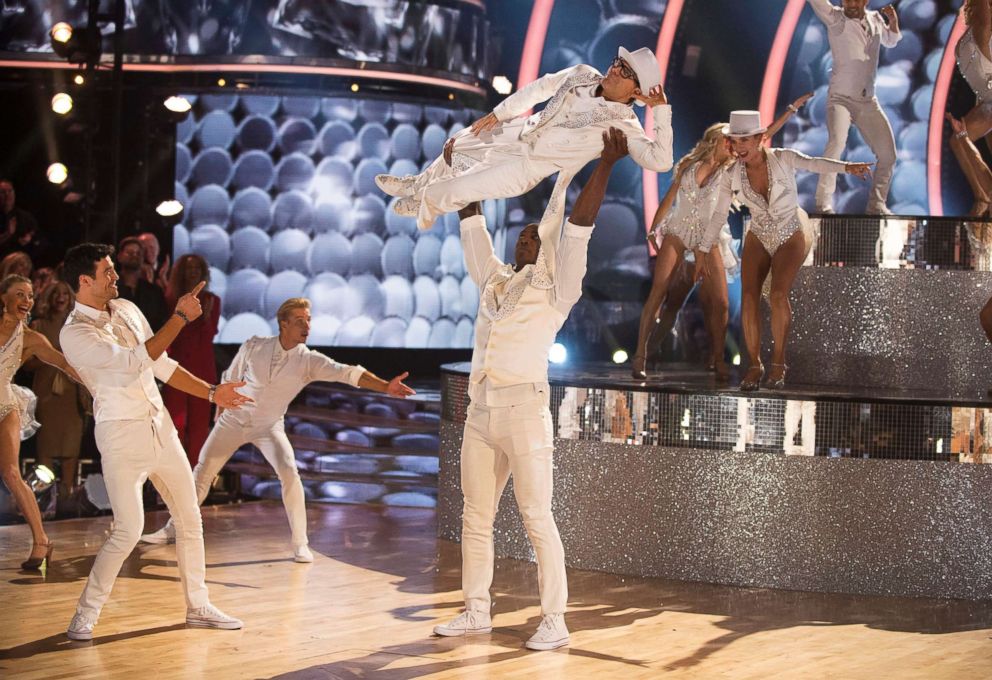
[631,354,647,380]
[739,363,764,392]
[766,363,788,389]
[21,541,54,570]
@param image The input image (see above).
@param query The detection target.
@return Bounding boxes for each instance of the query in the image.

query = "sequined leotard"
[0,322,40,440]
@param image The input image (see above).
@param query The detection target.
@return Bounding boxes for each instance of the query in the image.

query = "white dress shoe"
[392,196,420,217]
[293,545,314,563]
[375,173,418,197]
[67,611,97,641]
[186,603,243,630]
[433,610,492,637]
[140,523,176,544]
[525,613,569,651]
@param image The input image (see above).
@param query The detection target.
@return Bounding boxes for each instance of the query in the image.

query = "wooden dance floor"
[1,502,990,679]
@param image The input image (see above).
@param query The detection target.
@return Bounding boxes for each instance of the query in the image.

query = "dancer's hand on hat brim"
[845,163,873,181]
[470,112,500,136]
[633,85,667,107]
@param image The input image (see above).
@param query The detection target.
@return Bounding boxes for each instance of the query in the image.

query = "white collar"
[73,300,114,323]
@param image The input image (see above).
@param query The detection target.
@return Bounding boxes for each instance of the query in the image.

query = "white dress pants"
[814,94,896,214]
[185,420,308,548]
[76,411,209,618]
[459,395,567,615]
[413,135,559,230]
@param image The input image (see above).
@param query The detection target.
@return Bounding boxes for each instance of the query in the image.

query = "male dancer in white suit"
[60,243,251,641]
[142,297,415,563]
[432,128,628,651]
[807,0,901,214]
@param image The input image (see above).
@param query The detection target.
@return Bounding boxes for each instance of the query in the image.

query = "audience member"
[116,236,169,330]
[162,254,220,466]
[31,281,90,499]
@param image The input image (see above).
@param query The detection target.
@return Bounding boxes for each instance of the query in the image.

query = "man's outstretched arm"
[554,128,630,310]
[570,128,629,227]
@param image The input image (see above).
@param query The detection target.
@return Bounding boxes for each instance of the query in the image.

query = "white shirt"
[60,299,179,423]
[220,335,365,429]
[703,148,848,251]
[807,0,901,99]
[461,214,591,402]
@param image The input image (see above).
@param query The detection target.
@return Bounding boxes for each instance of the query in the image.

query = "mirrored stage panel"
[437,364,992,600]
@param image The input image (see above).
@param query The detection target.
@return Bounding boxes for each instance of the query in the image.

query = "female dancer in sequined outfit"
[949,1,992,217]
[703,113,871,391]
[0,275,81,569]
[632,95,813,380]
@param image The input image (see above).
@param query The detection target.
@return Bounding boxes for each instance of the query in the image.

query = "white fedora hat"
[618,46,661,106]
[722,110,767,137]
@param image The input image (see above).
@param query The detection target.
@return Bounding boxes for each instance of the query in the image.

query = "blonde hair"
[0,274,31,314]
[674,122,732,177]
[276,297,310,324]
[35,280,74,320]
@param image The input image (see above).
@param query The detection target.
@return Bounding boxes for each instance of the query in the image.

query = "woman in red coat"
[163,254,220,466]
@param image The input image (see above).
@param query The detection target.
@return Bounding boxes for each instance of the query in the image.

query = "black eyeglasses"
[611,57,639,86]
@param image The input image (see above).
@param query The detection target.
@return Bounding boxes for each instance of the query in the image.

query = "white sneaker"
[375,173,417,197]
[433,610,492,637]
[525,613,569,651]
[186,603,243,630]
[140,522,176,545]
[67,611,97,641]
[392,196,420,217]
[293,544,314,563]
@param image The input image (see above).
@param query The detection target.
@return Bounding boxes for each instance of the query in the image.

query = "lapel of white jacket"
[766,149,789,208]
[263,335,279,383]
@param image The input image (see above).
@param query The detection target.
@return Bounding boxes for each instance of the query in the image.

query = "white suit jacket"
[702,148,847,252]
[219,335,365,429]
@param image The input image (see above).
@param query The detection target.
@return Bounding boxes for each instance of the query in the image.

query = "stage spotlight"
[351,83,359,92]
[51,92,73,115]
[492,76,513,95]
[73,74,84,85]
[549,343,567,364]
[50,22,72,45]
[155,200,183,217]
[164,96,192,113]
[612,349,628,364]
[732,354,741,366]
[25,465,55,493]
[46,163,68,185]
[217,78,226,87]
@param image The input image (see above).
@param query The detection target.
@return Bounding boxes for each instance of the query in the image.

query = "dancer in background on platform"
[703,111,872,391]
[949,1,992,216]
[32,280,90,501]
[162,254,220,467]
[142,297,415,563]
[632,93,813,380]
[376,47,671,281]
[0,275,82,570]
[807,0,901,214]
[432,129,627,652]
[60,244,250,640]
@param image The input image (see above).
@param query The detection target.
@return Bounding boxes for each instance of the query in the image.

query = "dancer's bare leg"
[646,260,693,365]
[632,235,686,378]
[696,247,730,380]
[0,411,49,559]
[739,232,771,389]
[767,230,808,386]
[948,110,992,215]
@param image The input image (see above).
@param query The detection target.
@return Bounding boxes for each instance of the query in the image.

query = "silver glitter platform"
[438,364,992,599]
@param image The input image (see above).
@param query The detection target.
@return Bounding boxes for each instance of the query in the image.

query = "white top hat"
[722,110,767,137]
[618,46,661,107]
